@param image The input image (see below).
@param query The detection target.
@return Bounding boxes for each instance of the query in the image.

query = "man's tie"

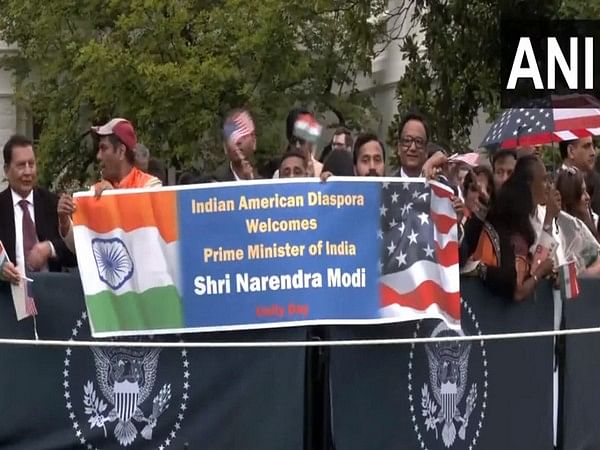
[19,199,38,272]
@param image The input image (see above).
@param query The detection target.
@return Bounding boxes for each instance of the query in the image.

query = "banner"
[329,278,555,450]
[72,178,459,337]
[0,273,306,450]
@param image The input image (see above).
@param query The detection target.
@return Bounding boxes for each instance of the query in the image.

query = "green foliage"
[0,0,384,186]
[389,0,500,154]
[388,0,565,155]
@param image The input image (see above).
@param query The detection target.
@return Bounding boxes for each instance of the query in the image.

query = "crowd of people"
[1,106,600,303]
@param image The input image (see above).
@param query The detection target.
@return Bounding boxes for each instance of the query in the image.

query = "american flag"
[378,180,460,327]
[481,105,600,149]
[24,280,38,317]
[223,111,255,144]
[25,295,38,316]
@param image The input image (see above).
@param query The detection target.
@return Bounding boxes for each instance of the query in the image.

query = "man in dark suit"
[213,108,257,181]
[0,135,76,285]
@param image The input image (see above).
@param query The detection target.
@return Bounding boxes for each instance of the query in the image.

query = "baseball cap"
[91,118,137,151]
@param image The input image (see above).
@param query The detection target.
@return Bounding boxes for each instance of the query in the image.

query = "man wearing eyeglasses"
[397,113,431,178]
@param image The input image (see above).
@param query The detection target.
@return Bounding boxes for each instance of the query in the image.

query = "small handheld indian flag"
[559,261,580,300]
[293,113,322,144]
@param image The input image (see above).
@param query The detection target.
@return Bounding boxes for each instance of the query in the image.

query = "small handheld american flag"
[223,111,255,145]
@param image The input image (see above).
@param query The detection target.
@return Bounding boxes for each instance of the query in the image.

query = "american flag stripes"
[25,295,38,317]
[482,106,600,149]
[378,180,460,327]
[223,111,255,144]
[25,280,38,317]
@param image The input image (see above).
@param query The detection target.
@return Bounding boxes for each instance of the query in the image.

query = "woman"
[462,155,554,300]
[555,167,599,240]
[554,167,600,276]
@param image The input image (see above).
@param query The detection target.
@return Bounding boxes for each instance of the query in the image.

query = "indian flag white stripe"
[74,226,180,297]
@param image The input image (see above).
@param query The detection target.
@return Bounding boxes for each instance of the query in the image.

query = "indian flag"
[73,190,183,336]
[293,113,322,144]
[559,261,580,300]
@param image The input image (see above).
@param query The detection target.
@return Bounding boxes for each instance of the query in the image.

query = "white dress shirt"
[11,189,35,271]
[10,189,53,272]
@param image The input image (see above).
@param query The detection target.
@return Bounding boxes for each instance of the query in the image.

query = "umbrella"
[481,95,600,149]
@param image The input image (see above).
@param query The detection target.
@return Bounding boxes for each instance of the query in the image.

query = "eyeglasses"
[399,136,427,150]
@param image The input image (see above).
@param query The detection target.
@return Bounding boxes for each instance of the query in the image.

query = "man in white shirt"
[0,135,76,284]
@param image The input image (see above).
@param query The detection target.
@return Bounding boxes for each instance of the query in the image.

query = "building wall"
[0,41,20,190]
[355,1,491,152]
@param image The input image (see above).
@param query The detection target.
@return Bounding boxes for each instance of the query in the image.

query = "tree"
[386,0,563,159]
[0,0,385,186]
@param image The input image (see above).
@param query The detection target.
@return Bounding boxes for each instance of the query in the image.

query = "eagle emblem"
[421,322,478,448]
[84,347,172,446]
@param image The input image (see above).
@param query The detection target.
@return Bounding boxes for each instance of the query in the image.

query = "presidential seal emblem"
[408,298,488,449]
[63,311,190,449]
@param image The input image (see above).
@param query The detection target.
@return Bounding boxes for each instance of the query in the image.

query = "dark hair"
[3,134,33,166]
[398,112,429,141]
[323,149,354,176]
[352,133,385,165]
[463,165,495,205]
[426,142,447,157]
[559,139,576,160]
[491,149,517,170]
[488,155,542,247]
[555,168,586,217]
[178,171,217,185]
[333,127,353,148]
[286,107,311,142]
[280,151,307,168]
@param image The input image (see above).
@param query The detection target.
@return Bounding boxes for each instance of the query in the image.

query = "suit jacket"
[212,163,237,182]
[212,162,261,182]
[0,187,77,272]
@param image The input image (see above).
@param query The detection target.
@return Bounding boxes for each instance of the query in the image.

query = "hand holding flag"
[0,241,21,285]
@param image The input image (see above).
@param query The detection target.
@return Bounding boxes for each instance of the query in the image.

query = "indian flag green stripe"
[86,285,184,333]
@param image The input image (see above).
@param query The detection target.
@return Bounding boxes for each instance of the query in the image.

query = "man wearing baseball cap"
[57,118,162,253]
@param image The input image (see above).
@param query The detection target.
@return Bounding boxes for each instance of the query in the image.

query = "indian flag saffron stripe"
[73,191,178,242]
[73,191,183,335]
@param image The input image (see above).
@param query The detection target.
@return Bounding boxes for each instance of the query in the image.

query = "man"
[397,112,430,178]
[213,109,257,181]
[58,118,162,253]
[353,133,386,177]
[290,113,324,177]
[491,149,517,191]
[396,112,464,220]
[279,151,308,178]
[559,136,600,216]
[319,127,353,162]
[0,135,76,284]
